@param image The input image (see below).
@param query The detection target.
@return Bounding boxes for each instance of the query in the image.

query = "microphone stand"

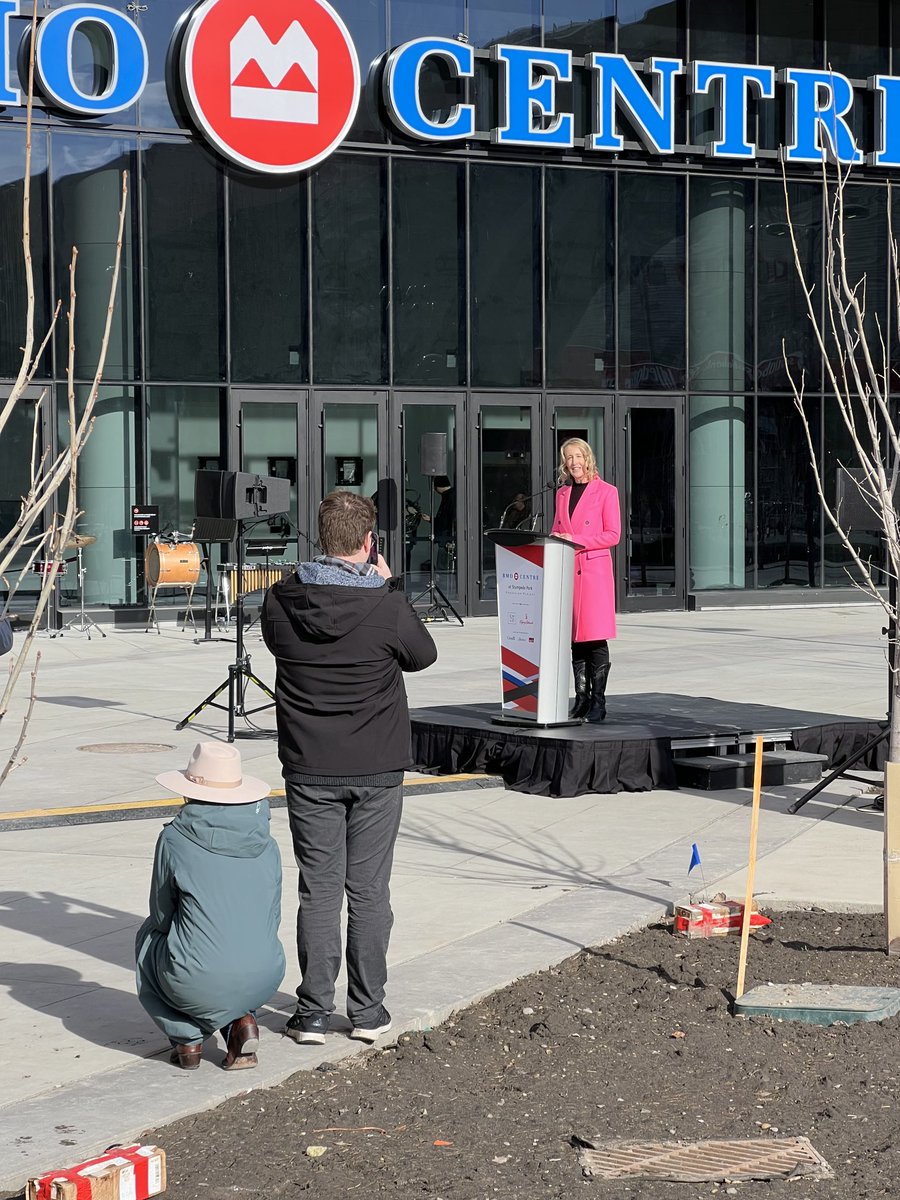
[499,484,553,531]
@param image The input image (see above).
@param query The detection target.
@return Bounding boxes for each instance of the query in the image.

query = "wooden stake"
[885,761,900,955]
[735,735,765,1000]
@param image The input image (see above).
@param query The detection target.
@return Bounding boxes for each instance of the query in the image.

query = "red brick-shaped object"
[673,900,771,939]
[27,1145,166,1200]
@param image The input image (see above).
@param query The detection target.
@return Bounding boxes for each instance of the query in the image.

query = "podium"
[486,529,582,728]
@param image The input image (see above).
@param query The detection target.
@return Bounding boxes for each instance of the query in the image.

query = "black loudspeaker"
[373,477,398,531]
[195,470,291,520]
[194,470,228,519]
[420,432,448,477]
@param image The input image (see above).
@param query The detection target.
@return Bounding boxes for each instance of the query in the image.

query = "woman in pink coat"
[550,438,621,722]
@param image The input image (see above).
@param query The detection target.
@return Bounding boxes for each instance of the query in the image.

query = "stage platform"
[410,693,885,797]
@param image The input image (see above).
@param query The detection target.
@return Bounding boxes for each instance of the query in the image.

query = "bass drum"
[145,541,201,587]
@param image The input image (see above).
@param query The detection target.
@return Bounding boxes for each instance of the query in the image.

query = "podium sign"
[487,529,580,727]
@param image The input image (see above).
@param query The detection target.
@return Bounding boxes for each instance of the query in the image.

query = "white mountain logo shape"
[230,16,319,124]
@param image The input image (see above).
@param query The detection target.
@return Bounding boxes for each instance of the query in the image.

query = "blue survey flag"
[688,843,701,874]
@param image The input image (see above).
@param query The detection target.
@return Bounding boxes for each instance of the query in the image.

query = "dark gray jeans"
[284,779,403,1026]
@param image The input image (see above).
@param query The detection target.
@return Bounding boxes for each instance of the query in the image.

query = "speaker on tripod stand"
[408,433,463,626]
[176,470,290,741]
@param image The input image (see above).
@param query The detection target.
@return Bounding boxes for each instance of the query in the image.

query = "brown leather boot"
[170,1041,203,1070]
[221,1013,259,1070]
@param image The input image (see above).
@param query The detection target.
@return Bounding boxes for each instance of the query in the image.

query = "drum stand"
[37,598,61,639]
[33,563,63,638]
[175,521,275,742]
[60,546,106,640]
[146,584,198,635]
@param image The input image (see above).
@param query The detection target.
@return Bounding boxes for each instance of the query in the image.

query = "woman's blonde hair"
[558,437,598,485]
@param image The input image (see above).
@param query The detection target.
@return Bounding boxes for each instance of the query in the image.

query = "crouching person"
[135,742,285,1071]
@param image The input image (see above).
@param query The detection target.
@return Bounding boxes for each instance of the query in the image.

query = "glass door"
[311,390,389,556]
[617,396,686,611]
[393,394,466,610]
[547,396,615,495]
[233,390,306,568]
[468,395,541,616]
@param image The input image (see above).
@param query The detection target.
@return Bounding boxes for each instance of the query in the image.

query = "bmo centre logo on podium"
[180,0,360,174]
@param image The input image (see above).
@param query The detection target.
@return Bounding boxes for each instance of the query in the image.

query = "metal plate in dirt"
[573,1136,832,1182]
[736,983,900,1026]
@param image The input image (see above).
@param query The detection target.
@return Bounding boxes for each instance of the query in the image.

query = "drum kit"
[144,530,297,635]
[31,524,296,642]
[144,529,202,634]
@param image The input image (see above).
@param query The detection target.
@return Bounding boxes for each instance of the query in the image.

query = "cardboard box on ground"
[673,895,772,939]
[27,1145,166,1200]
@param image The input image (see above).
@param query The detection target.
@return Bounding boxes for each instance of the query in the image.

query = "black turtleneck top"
[568,480,588,518]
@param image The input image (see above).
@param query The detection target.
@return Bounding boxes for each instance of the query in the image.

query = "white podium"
[486,529,582,728]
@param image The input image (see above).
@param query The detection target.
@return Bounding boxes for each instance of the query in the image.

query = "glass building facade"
[0,0,897,619]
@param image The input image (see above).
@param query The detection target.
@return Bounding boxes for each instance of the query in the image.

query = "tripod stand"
[408,483,463,626]
[176,520,275,742]
[60,545,106,640]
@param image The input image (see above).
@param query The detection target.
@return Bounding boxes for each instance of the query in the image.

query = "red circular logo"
[181,0,360,174]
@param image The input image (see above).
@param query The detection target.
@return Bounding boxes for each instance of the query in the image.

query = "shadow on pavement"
[0,961,160,1057]
[0,891,142,971]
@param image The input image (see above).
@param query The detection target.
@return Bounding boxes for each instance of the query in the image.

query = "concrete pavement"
[0,604,891,1191]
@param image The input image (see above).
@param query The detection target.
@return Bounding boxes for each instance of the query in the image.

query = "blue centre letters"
[588,54,681,154]
[690,62,776,159]
[382,38,474,141]
[782,68,863,165]
[491,45,573,148]
[382,37,895,168]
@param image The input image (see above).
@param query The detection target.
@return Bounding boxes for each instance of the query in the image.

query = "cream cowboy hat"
[157,742,270,805]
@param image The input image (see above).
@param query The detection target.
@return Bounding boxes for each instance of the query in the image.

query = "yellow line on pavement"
[0,774,487,823]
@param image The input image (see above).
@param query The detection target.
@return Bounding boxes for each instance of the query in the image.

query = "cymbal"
[64,533,97,549]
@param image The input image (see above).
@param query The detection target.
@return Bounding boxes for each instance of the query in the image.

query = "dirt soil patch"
[151,911,900,1199]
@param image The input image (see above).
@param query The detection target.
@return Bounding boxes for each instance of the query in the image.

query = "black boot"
[586,646,610,723]
[571,655,591,721]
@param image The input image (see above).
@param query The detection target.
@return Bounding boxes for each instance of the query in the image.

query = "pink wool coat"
[550,476,621,643]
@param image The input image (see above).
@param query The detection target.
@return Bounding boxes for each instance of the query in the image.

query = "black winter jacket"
[261,571,437,778]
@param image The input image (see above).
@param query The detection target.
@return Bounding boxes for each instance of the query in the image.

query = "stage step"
[674,749,828,791]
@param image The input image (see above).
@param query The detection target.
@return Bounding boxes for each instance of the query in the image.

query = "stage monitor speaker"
[420,432,447,477]
[195,470,291,520]
[193,515,238,542]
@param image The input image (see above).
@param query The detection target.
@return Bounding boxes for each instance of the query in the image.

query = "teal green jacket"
[136,799,285,1037]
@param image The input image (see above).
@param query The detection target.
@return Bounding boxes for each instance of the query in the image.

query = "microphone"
[499,482,555,529]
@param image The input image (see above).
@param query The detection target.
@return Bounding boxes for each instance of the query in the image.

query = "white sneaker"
[349,1007,392,1042]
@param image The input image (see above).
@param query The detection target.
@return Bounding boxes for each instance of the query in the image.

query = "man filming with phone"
[262,490,437,1046]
